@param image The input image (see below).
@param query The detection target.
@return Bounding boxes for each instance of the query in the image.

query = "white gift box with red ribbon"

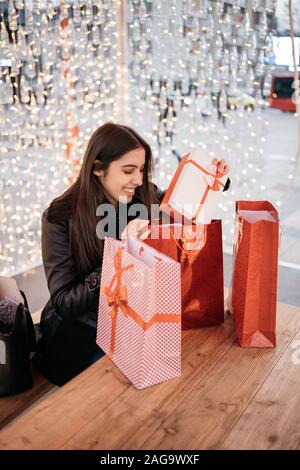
[160,148,230,225]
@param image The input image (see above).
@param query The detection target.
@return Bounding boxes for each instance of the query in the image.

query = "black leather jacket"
[38,208,101,345]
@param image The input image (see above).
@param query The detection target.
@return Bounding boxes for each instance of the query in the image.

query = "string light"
[125,0,277,248]
[0,0,120,275]
[0,0,284,275]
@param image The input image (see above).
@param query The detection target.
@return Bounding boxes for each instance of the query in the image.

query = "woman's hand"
[121,219,150,241]
[212,158,230,176]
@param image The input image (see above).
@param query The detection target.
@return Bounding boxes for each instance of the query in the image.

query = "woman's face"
[95,147,146,206]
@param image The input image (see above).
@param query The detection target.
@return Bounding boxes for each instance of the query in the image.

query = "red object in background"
[269,74,298,113]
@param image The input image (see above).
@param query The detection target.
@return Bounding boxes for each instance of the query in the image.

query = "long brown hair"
[48,123,158,277]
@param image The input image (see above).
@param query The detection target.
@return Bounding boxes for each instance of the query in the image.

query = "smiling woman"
[33,123,160,386]
[32,122,230,387]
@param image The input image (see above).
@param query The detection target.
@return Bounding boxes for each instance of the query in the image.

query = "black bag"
[0,277,36,396]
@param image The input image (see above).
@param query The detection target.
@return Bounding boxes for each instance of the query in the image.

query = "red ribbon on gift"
[101,247,181,360]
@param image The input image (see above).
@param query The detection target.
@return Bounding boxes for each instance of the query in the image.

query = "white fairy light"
[0,0,120,275]
[0,0,280,274]
[126,0,278,251]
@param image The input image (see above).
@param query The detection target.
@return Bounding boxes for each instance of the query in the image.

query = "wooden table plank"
[1,300,299,451]
[0,317,235,450]
[219,328,300,450]
[138,303,300,450]
[0,356,132,450]
[61,316,235,450]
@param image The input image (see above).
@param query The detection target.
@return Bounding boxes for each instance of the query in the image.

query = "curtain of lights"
[0,0,121,275]
[0,0,277,276]
[125,0,277,249]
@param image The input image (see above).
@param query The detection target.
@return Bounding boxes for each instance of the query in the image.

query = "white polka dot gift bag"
[96,237,181,389]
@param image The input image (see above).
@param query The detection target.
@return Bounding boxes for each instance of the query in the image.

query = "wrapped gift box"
[160,148,229,224]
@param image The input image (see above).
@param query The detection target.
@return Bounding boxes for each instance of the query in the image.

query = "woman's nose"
[132,170,143,186]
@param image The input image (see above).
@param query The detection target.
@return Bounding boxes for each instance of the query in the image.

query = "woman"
[33,123,230,386]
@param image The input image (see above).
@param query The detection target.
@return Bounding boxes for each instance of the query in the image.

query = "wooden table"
[0,299,300,450]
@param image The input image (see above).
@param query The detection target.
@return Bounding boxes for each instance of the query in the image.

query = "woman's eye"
[123,169,144,175]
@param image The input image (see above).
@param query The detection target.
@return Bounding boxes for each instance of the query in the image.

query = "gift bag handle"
[170,225,207,255]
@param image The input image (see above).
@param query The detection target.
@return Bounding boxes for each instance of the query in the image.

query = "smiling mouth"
[123,187,135,195]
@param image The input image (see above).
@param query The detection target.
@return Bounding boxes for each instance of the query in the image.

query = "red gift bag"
[228,201,279,347]
[145,221,224,329]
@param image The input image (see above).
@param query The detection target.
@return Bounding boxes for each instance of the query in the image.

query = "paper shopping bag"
[96,237,181,389]
[228,201,279,347]
[145,221,224,329]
